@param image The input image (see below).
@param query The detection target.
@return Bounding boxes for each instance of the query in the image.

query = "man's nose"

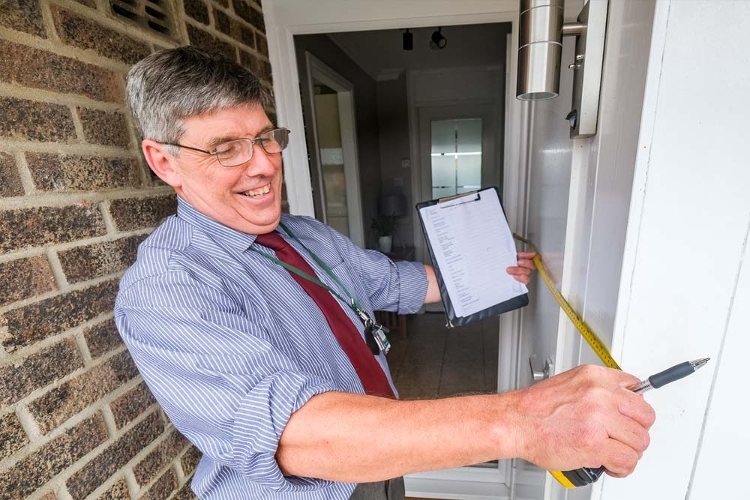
[244,143,278,176]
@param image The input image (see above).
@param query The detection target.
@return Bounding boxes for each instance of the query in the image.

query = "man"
[115,47,655,500]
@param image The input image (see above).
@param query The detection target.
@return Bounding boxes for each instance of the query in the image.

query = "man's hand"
[506,251,536,285]
[510,365,656,477]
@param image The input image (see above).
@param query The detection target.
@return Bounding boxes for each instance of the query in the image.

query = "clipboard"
[416,186,529,327]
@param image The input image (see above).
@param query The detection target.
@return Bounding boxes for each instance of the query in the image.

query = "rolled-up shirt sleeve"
[116,270,338,492]
[323,227,428,316]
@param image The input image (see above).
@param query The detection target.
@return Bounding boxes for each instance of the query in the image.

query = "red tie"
[254,231,395,398]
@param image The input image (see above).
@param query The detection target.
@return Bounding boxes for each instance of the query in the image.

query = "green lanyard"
[249,222,370,325]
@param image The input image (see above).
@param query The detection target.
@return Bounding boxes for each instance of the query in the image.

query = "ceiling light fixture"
[402,28,413,51]
[430,27,447,50]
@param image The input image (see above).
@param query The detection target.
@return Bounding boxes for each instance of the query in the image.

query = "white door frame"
[263,1,533,497]
[305,51,365,248]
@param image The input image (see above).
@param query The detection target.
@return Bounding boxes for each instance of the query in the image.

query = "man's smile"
[242,184,271,197]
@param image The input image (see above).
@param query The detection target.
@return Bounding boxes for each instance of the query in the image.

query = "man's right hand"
[508,364,656,477]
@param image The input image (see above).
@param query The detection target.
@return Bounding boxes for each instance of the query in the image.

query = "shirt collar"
[176,196,276,252]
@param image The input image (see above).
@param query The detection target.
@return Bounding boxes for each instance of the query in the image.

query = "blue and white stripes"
[115,198,427,499]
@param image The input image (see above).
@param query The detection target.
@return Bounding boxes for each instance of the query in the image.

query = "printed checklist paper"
[419,188,527,319]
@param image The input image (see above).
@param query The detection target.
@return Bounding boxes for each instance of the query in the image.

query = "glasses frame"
[160,127,290,167]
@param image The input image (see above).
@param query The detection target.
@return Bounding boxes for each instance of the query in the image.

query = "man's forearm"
[276,365,655,483]
[276,391,516,482]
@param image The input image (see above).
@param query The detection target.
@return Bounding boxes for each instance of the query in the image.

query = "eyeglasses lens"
[216,128,290,167]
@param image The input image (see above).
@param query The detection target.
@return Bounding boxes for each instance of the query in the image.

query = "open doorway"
[291,23,536,499]
[293,22,510,387]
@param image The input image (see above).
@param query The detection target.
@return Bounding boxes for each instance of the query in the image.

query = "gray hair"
[126,46,273,144]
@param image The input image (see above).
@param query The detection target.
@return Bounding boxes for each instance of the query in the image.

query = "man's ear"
[141,139,182,187]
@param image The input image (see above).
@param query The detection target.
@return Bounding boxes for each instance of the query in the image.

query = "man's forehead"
[182,105,273,145]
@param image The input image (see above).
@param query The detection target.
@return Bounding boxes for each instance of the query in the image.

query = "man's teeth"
[244,185,270,197]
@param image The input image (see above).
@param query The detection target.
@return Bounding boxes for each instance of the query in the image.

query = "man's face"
[162,104,283,234]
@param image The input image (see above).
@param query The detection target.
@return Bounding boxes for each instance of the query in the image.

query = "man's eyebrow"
[204,124,275,150]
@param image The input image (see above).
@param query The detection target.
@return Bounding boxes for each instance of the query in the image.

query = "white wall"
[601,1,750,499]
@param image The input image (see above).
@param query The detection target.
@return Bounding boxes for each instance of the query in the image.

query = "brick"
[84,319,123,359]
[234,0,264,32]
[0,279,117,352]
[237,21,256,49]
[0,39,121,103]
[0,413,107,499]
[99,478,129,499]
[78,108,131,147]
[0,96,77,143]
[0,0,45,37]
[27,350,139,434]
[0,204,106,254]
[186,24,236,61]
[66,411,164,500]
[214,7,230,34]
[108,195,176,232]
[51,6,150,65]
[0,255,56,307]
[141,468,177,500]
[180,446,202,477]
[173,483,198,500]
[255,32,268,57]
[0,153,23,197]
[0,412,29,460]
[184,0,209,24]
[26,153,141,193]
[111,382,157,430]
[133,430,189,485]
[214,9,254,49]
[58,234,146,284]
[240,51,271,82]
[0,338,84,406]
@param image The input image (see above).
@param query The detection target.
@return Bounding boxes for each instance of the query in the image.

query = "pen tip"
[692,358,710,369]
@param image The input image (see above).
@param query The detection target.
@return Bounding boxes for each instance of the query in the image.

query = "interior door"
[305,52,365,248]
[417,104,502,267]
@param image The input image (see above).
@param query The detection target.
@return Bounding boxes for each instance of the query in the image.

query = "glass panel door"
[430,118,483,199]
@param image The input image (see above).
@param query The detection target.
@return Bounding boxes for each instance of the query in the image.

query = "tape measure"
[513,234,620,370]
[513,233,621,488]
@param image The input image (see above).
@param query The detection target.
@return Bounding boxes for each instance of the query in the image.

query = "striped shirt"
[114,198,427,499]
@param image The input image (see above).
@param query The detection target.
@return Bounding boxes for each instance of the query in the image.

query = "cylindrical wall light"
[517,0,564,100]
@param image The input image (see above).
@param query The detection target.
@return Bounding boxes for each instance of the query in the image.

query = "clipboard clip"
[438,190,481,207]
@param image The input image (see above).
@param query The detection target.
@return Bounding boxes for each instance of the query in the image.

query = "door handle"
[529,355,554,381]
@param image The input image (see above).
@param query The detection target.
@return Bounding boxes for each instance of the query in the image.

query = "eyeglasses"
[161,128,290,167]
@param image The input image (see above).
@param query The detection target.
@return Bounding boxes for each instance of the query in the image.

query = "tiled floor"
[386,311,499,400]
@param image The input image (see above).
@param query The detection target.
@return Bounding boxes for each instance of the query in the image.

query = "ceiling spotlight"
[403,28,413,51]
[430,27,447,50]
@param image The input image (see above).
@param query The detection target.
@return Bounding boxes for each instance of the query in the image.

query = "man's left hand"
[506,252,536,285]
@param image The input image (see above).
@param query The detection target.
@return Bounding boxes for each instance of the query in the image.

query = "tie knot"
[254,231,289,251]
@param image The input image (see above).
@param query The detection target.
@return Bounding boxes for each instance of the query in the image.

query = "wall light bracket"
[517,0,609,138]
[568,1,608,138]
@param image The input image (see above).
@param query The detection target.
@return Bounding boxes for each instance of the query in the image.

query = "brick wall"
[0,1,271,498]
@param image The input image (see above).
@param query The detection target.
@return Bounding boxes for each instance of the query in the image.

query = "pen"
[628,358,710,394]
